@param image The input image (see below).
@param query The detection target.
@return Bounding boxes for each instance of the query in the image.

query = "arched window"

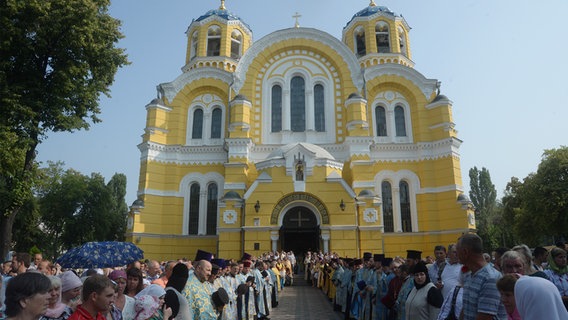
[398,26,407,56]
[207,25,221,56]
[188,183,200,235]
[375,106,387,136]
[290,76,305,132]
[382,181,394,232]
[314,84,325,132]
[190,31,198,60]
[192,109,204,139]
[400,180,412,232]
[376,21,390,53]
[271,85,282,132]
[210,108,222,139]
[230,30,242,59]
[206,183,218,235]
[355,27,366,57]
[394,105,407,137]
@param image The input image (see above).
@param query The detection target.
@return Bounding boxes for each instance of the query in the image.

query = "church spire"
[219,0,226,10]
[369,0,377,7]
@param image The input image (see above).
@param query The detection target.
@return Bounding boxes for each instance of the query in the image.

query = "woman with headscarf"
[404,261,443,320]
[40,276,73,320]
[163,263,191,320]
[543,247,568,310]
[109,270,135,320]
[515,275,568,319]
[134,284,171,320]
[5,272,51,320]
[59,271,82,311]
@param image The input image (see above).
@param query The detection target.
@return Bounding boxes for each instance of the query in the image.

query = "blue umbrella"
[56,241,144,268]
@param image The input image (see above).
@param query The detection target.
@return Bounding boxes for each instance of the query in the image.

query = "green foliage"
[30,162,129,258]
[469,167,499,250]
[502,147,568,246]
[0,0,129,259]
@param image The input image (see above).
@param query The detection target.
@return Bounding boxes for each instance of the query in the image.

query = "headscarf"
[547,247,568,275]
[413,261,431,290]
[44,275,70,318]
[135,284,166,299]
[515,275,568,320]
[134,295,160,320]
[60,271,82,292]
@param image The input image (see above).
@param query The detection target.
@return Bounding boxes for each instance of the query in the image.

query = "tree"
[0,0,128,259]
[469,167,498,250]
[32,162,128,258]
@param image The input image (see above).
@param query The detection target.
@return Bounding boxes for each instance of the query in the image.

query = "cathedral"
[126,0,475,261]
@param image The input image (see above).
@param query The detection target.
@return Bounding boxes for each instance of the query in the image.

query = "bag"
[445,286,461,320]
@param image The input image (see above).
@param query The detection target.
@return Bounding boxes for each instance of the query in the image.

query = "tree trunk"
[1,207,19,261]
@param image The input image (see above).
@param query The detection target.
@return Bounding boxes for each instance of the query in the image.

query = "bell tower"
[342,0,413,68]
[183,0,252,72]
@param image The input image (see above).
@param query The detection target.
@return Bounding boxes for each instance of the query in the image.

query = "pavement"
[269,275,344,320]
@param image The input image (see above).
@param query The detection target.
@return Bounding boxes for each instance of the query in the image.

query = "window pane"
[211,108,222,139]
[207,26,221,56]
[231,30,241,59]
[314,84,325,132]
[376,22,390,53]
[189,183,200,235]
[356,28,366,57]
[290,76,305,132]
[395,106,407,137]
[206,184,218,235]
[400,181,412,232]
[375,106,387,136]
[382,181,394,232]
[192,109,203,139]
[271,85,282,132]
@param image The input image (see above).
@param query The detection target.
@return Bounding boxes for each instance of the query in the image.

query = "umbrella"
[56,241,144,268]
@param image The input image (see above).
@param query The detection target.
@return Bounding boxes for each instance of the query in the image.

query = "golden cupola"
[343,0,413,68]
[183,0,252,72]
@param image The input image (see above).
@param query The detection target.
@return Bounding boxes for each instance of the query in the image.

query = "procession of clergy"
[184,250,296,320]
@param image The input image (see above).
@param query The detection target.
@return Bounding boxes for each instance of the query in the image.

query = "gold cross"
[370,0,377,7]
[293,12,302,28]
[219,0,226,10]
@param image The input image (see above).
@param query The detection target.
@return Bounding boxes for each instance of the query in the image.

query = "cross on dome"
[370,0,377,7]
[219,0,226,10]
[293,12,302,28]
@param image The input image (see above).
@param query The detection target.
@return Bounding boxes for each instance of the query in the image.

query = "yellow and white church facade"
[126,0,476,261]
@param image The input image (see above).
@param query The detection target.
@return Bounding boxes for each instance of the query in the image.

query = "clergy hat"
[212,288,229,308]
[236,283,249,296]
[353,258,363,266]
[246,276,255,283]
[382,257,393,267]
[261,270,269,278]
[373,254,385,262]
[242,252,252,261]
[195,249,213,262]
[406,250,422,260]
[363,252,372,261]
[413,261,428,274]
[243,261,252,268]
[211,258,226,269]
[357,280,367,291]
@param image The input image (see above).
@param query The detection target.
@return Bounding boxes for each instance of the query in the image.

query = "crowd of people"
[305,234,568,320]
[0,250,298,320]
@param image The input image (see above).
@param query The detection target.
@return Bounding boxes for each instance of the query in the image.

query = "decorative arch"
[374,170,420,232]
[180,172,224,235]
[270,192,329,225]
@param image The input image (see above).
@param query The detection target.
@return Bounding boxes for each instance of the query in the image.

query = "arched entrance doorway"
[280,206,319,254]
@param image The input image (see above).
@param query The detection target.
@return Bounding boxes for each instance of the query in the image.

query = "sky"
[37,0,568,206]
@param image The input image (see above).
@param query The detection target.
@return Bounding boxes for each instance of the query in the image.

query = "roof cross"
[219,0,226,10]
[293,12,302,28]
[370,0,377,7]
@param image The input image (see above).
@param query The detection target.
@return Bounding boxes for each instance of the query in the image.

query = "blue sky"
[37,0,568,206]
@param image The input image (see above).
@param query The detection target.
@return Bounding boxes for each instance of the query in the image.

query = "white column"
[392,186,402,232]
[203,113,211,141]
[282,89,291,131]
[321,231,330,253]
[198,190,208,235]
[387,109,395,142]
[305,89,314,131]
[270,231,279,252]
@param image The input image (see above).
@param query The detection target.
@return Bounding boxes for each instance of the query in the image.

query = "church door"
[280,206,319,254]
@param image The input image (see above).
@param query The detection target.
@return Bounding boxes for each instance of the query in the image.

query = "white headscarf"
[135,284,166,299]
[514,275,568,320]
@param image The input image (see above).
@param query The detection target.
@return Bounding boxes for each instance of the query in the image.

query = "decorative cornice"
[126,232,218,239]
[369,138,461,162]
[139,141,227,165]
[234,28,363,93]
[159,68,233,103]
[343,11,411,36]
[364,64,438,99]
[186,15,252,37]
